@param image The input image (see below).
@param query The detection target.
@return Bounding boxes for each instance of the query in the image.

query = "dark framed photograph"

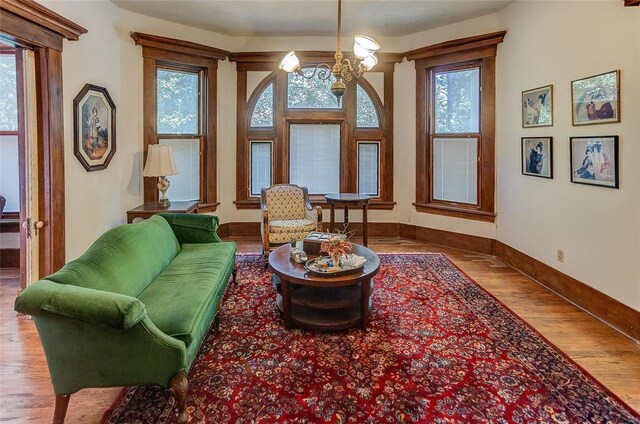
[571,70,620,126]
[73,84,116,171]
[522,137,553,178]
[522,85,552,128]
[570,136,618,188]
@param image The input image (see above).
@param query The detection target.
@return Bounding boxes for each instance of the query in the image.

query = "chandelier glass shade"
[278,0,380,101]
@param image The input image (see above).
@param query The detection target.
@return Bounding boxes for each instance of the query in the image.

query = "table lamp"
[142,144,179,207]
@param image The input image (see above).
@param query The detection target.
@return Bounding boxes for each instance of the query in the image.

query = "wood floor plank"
[1,237,638,423]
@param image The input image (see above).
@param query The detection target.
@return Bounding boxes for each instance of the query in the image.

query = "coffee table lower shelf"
[276,295,373,331]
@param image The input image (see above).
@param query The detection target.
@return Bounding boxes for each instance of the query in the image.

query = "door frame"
[0,0,86,281]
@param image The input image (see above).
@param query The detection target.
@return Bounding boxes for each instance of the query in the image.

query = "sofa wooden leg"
[170,371,189,424]
[214,312,220,332]
[53,394,70,424]
[232,267,237,285]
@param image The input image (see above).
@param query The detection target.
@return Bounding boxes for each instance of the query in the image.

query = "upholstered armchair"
[261,184,322,262]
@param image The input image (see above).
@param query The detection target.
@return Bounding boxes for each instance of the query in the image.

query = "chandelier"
[278,0,380,101]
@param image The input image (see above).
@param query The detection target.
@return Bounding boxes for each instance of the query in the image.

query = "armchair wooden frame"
[261,184,322,262]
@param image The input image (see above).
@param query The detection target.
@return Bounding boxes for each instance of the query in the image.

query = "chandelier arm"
[299,63,334,81]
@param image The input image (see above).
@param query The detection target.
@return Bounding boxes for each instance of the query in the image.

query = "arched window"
[250,82,273,127]
[287,69,341,109]
[356,83,379,128]
[234,52,396,210]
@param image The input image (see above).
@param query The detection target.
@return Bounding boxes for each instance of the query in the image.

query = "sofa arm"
[158,213,224,244]
[15,280,147,330]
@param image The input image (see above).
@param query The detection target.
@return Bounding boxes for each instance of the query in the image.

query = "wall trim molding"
[218,220,639,340]
[495,242,639,341]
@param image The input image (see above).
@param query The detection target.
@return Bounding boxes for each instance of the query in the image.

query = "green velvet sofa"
[14,213,236,424]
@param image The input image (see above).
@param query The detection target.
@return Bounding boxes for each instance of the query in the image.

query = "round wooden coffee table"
[268,244,380,331]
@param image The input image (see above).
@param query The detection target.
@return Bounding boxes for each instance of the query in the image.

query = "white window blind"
[358,143,379,196]
[159,139,200,201]
[250,141,272,195]
[289,124,340,194]
[433,137,478,204]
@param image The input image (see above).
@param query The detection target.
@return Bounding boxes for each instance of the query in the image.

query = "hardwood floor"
[1,236,638,423]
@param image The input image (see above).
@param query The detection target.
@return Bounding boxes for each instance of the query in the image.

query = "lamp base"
[157,176,171,208]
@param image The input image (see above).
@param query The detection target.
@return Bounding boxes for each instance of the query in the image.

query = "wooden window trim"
[231,51,398,210]
[132,32,230,212]
[406,31,505,223]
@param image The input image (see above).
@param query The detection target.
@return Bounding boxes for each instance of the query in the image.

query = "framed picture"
[522,85,553,128]
[570,136,618,188]
[571,70,620,126]
[73,84,116,171]
[521,137,553,178]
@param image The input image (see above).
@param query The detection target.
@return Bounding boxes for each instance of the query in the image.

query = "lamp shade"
[353,35,380,60]
[361,54,378,71]
[142,144,179,177]
[278,51,301,73]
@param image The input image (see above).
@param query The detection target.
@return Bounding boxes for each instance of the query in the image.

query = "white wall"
[496,1,640,310]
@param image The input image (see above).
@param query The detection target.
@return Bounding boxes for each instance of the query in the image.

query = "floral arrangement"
[320,233,353,269]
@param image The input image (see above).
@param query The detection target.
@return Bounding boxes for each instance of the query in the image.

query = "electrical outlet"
[557,249,564,263]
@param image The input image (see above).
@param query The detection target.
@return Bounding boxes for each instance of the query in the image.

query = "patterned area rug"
[102,254,639,423]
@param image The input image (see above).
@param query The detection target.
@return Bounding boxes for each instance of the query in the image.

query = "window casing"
[132,32,229,211]
[231,51,398,210]
[408,31,505,222]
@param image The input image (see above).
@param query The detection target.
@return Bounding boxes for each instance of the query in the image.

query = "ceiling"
[111,0,514,37]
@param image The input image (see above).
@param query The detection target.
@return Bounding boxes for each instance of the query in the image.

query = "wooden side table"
[126,200,199,224]
[325,193,371,247]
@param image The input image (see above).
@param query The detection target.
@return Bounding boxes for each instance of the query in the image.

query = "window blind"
[433,137,478,204]
[358,143,379,196]
[159,139,200,201]
[250,141,272,195]
[289,124,340,194]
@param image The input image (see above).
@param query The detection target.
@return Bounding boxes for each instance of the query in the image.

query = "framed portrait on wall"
[522,85,553,128]
[73,84,116,171]
[521,137,553,178]
[570,136,618,188]
[571,70,620,126]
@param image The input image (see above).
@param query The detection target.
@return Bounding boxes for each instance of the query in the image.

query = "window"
[287,69,341,109]
[431,67,480,205]
[250,83,273,127]
[156,67,202,202]
[132,32,230,211]
[232,51,398,210]
[358,142,379,196]
[289,124,340,194]
[0,51,19,213]
[250,141,272,195]
[0,53,18,132]
[356,84,379,128]
[408,31,504,222]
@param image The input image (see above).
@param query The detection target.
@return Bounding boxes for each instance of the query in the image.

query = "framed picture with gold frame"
[522,85,553,128]
[571,70,620,126]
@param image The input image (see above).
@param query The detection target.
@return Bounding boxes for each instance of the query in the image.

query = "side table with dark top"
[268,243,380,331]
[126,200,199,224]
[324,193,371,247]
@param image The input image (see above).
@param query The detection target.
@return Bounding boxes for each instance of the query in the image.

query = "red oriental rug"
[102,254,639,423]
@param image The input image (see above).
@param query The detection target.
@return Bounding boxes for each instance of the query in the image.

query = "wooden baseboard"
[219,220,639,340]
[496,242,640,341]
[0,248,19,268]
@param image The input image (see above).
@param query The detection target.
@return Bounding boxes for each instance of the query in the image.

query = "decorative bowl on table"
[304,254,367,278]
